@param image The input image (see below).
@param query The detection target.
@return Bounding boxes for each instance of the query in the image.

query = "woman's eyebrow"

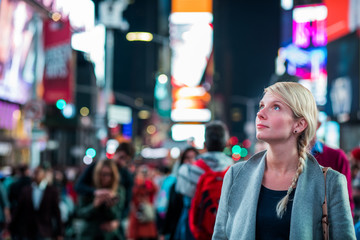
[273,101,284,105]
[259,100,284,105]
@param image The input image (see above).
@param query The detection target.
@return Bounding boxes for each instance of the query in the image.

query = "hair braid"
[276,135,308,218]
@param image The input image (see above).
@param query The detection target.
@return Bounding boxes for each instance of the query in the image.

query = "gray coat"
[213,151,355,240]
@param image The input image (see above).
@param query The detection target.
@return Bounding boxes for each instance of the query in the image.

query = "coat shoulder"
[228,150,266,179]
[325,167,346,181]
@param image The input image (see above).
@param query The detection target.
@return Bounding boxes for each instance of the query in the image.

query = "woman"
[77,159,125,240]
[213,82,355,240]
[127,165,158,240]
[160,147,199,240]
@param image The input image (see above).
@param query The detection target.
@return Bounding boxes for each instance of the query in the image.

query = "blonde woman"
[212,82,355,240]
[77,159,125,240]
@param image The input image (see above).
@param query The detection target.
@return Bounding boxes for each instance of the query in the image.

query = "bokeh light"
[80,107,90,116]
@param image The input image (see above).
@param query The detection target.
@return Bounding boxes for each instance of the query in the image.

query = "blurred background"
[0,0,359,169]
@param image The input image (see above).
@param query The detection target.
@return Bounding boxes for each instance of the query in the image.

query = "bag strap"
[322,167,329,240]
[195,159,231,173]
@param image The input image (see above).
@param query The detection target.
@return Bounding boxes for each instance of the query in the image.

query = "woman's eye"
[274,105,280,110]
[258,105,264,111]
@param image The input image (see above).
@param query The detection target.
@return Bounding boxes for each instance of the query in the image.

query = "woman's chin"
[256,133,265,141]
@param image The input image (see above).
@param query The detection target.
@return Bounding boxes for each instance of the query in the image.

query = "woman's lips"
[256,124,268,129]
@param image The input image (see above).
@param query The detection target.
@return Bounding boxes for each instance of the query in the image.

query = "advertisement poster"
[43,18,73,104]
[326,32,359,122]
[0,0,34,104]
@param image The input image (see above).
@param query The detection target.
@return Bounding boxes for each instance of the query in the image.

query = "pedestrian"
[77,159,125,240]
[350,147,360,222]
[175,121,233,240]
[8,164,32,239]
[127,165,158,240]
[154,165,173,234]
[52,169,75,238]
[11,164,64,240]
[0,180,10,239]
[75,142,135,238]
[213,81,355,239]
[160,146,199,240]
[351,147,360,180]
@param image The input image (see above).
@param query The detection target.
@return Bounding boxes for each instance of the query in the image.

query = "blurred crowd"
[0,137,360,239]
[0,141,199,240]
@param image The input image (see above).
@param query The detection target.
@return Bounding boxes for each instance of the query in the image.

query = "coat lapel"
[228,152,266,239]
[39,186,50,210]
[290,154,324,240]
[226,152,324,240]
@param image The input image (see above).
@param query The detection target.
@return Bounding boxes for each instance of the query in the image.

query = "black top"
[256,185,296,240]
[161,182,184,239]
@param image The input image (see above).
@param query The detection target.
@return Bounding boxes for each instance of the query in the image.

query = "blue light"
[86,148,96,158]
[62,104,75,118]
[56,99,67,110]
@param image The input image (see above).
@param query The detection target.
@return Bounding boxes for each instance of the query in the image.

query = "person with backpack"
[175,121,234,240]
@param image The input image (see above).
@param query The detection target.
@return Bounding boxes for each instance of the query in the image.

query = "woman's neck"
[266,142,299,175]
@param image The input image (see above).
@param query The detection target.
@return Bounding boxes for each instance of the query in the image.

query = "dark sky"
[213,0,281,99]
[213,0,281,136]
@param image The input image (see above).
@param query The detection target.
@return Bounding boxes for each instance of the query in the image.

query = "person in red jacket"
[310,121,354,216]
[127,165,158,240]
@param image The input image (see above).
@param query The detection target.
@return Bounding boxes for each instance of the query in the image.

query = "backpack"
[189,159,230,240]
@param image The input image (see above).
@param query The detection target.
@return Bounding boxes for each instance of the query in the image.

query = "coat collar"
[227,151,325,239]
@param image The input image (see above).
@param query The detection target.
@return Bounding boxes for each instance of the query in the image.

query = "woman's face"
[256,92,297,144]
[183,150,197,164]
[99,166,113,188]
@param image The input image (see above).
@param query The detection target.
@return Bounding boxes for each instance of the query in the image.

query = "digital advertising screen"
[0,0,36,104]
[326,32,359,122]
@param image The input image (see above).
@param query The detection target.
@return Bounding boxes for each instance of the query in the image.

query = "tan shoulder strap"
[322,167,329,240]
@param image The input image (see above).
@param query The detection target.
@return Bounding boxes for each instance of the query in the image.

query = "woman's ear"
[294,118,308,134]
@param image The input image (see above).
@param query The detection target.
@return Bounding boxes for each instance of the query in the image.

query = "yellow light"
[173,99,198,109]
[146,125,156,135]
[138,110,150,119]
[51,12,62,22]
[13,110,21,120]
[126,32,153,42]
[80,107,90,116]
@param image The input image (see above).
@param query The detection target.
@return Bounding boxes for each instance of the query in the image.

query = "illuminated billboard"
[278,4,328,106]
[0,0,35,104]
[323,0,359,43]
[170,0,213,148]
[170,13,213,122]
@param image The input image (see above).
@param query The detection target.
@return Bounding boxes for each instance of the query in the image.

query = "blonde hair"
[93,159,120,193]
[264,82,318,218]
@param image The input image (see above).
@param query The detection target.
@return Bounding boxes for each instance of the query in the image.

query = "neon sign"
[293,5,327,48]
[281,4,329,106]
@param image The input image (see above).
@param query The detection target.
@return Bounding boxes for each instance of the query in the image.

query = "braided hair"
[264,82,318,218]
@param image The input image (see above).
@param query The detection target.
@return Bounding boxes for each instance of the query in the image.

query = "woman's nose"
[257,108,266,119]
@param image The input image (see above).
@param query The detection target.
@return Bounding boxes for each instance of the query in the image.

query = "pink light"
[0,101,19,130]
[293,19,327,48]
[293,21,311,48]
[312,20,327,46]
